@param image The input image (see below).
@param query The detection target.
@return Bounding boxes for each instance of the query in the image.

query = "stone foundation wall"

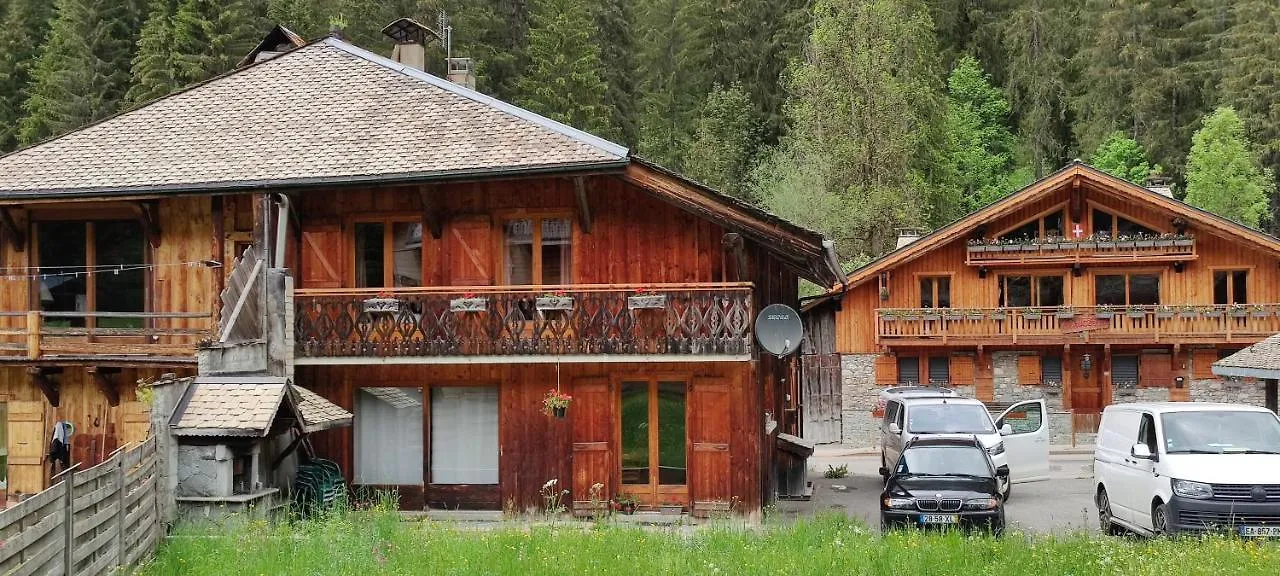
[1111,387,1171,404]
[990,351,1065,412]
[1189,379,1267,406]
[840,354,880,447]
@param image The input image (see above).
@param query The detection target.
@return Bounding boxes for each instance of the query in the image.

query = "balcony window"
[919,276,950,308]
[430,386,499,484]
[36,220,145,328]
[1092,208,1156,238]
[999,210,1064,242]
[354,387,424,485]
[1096,273,1160,306]
[1213,270,1248,305]
[504,217,573,285]
[354,220,423,288]
[999,275,1064,307]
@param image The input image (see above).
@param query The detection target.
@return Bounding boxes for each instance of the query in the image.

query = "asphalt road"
[776,453,1099,534]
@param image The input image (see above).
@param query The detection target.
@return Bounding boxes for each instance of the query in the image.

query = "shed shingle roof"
[1213,333,1280,378]
[169,376,352,437]
[0,38,626,199]
[294,385,353,432]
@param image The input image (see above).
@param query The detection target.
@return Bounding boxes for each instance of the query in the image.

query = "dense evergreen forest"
[1,0,1277,268]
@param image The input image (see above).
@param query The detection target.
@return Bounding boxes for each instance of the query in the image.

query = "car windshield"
[897,445,992,477]
[1162,411,1280,454]
[906,404,996,434]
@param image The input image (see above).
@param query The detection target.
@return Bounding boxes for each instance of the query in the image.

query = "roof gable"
[0,38,626,200]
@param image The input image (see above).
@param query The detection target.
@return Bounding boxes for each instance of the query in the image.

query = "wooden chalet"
[802,162,1280,447]
[0,31,840,516]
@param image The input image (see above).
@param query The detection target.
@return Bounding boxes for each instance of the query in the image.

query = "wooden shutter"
[570,378,612,516]
[446,216,492,286]
[1140,353,1173,388]
[1191,349,1218,380]
[689,377,731,516]
[1017,354,1042,384]
[928,356,950,385]
[874,355,898,385]
[119,401,152,446]
[300,223,343,288]
[950,355,975,385]
[7,401,47,494]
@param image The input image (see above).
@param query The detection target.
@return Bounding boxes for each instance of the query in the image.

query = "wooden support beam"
[418,186,443,239]
[722,233,748,281]
[135,201,161,248]
[574,177,592,233]
[28,366,61,407]
[0,206,24,252]
[271,429,308,470]
[88,367,121,407]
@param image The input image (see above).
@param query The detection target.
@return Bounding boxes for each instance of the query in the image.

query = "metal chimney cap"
[382,17,441,45]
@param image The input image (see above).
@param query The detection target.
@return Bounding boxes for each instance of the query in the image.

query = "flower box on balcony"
[1022,310,1043,320]
[1078,241,1097,249]
[1097,241,1115,249]
[1155,308,1175,319]
[536,296,575,311]
[1174,239,1193,247]
[362,297,403,315]
[1179,308,1199,319]
[1116,240,1136,249]
[966,312,984,321]
[450,297,487,312]
[1251,307,1269,318]
[881,312,897,322]
[1135,239,1155,248]
[922,313,941,321]
[1154,239,1174,248]
[902,313,921,321]
[966,244,984,253]
[990,311,1007,321]
[943,312,963,321]
[1019,244,1038,252]
[1055,309,1075,319]
[1205,310,1223,318]
[1125,309,1146,319]
[1058,242,1078,250]
[627,294,667,309]
[1001,244,1021,252]
[1095,309,1116,319]
[1229,308,1249,318]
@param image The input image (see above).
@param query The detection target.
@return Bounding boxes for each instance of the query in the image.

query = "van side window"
[1137,413,1157,453]
[883,401,899,426]
[895,404,906,430]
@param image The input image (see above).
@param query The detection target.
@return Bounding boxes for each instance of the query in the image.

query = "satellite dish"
[755,304,803,357]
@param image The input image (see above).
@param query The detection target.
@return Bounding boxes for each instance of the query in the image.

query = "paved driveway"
[775,453,1099,534]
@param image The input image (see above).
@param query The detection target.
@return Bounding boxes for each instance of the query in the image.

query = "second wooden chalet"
[802,163,1280,447]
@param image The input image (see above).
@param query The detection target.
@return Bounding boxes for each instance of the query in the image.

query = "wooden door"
[1070,348,1103,412]
[300,223,343,288]
[7,401,46,495]
[570,378,612,515]
[119,401,151,446]
[445,216,492,286]
[688,377,731,513]
[801,354,841,444]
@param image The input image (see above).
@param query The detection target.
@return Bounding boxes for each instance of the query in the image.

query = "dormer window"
[1092,208,1156,238]
[999,209,1064,242]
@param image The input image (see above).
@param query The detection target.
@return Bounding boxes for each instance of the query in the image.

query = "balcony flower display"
[1155,305,1175,319]
[1021,307,1043,320]
[362,290,404,315]
[536,290,574,311]
[1095,305,1116,319]
[628,289,667,309]
[1251,304,1269,318]
[1055,306,1075,319]
[449,292,487,312]
[543,389,572,418]
[1229,303,1248,318]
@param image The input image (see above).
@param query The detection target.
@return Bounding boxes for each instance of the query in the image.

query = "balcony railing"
[0,311,213,360]
[293,283,755,360]
[876,304,1280,346]
[965,237,1196,267]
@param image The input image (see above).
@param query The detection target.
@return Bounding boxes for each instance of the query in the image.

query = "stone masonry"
[840,354,879,447]
[1189,378,1266,405]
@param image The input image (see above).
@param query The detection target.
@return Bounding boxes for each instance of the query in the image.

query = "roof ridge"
[320,37,628,160]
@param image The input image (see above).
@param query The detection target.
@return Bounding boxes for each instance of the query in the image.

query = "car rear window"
[897,445,992,477]
[906,403,996,434]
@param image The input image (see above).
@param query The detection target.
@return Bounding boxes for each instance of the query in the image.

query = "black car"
[879,435,1008,534]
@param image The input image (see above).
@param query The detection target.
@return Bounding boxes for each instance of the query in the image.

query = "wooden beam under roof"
[88,366,121,407]
[418,185,443,240]
[28,366,62,406]
[574,177,592,233]
[0,206,24,252]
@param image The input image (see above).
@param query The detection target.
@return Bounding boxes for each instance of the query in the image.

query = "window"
[621,379,686,487]
[503,217,572,285]
[919,276,950,308]
[897,357,920,385]
[1095,273,1160,306]
[1213,270,1248,305]
[1042,356,1063,385]
[1000,210,1065,242]
[1001,402,1044,435]
[430,387,499,484]
[36,220,146,328]
[999,275,1065,307]
[884,400,901,428]
[354,387,424,485]
[354,220,423,288]
[1137,413,1157,454]
[1112,355,1139,389]
[1092,208,1156,238]
[928,356,950,385]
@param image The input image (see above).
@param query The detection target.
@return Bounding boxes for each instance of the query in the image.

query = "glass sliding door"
[354,387,424,485]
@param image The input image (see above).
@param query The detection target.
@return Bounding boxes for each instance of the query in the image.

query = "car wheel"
[1152,502,1170,536]
[1097,488,1123,536]
[1001,481,1012,502]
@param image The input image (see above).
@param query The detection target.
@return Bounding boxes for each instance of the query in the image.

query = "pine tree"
[1089,132,1160,184]
[589,0,638,146]
[685,84,759,201]
[127,0,181,104]
[634,0,698,168]
[1216,1,1280,173]
[0,0,56,151]
[169,0,267,88]
[1184,107,1274,228]
[939,55,1025,213]
[515,0,616,138]
[999,0,1079,177]
[19,0,146,146]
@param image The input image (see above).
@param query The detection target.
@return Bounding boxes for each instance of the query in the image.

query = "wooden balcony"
[965,238,1196,267]
[293,283,755,363]
[0,311,212,363]
[876,304,1280,347]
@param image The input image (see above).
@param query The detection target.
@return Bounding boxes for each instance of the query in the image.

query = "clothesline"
[0,259,221,281]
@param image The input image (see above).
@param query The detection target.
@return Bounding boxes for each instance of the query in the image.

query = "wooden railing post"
[25,310,40,359]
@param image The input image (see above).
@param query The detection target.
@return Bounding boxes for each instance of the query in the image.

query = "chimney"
[1144,173,1175,198]
[896,227,926,249]
[446,58,476,90]
[382,17,439,72]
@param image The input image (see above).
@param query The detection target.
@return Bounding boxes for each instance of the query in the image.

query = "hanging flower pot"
[543,389,572,418]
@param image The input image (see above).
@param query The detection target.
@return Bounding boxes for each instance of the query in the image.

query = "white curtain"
[431,387,499,484]
[354,388,424,485]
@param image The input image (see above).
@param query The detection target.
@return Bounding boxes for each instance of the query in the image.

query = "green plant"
[542,389,572,416]
[539,478,569,517]
[823,464,849,479]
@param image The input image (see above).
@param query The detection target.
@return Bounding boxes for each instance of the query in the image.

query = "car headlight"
[963,498,999,511]
[1172,479,1212,499]
[988,441,1005,456]
[883,497,916,510]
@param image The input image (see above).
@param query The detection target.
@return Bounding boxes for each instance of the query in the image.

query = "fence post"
[61,466,76,576]
[115,454,126,570]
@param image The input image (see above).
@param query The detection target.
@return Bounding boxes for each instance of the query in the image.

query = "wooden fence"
[0,437,162,576]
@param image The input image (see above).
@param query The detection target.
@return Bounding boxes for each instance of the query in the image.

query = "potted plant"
[543,389,572,418]
[1096,233,1115,249]
[879,286,890,301]
[1155,305,1175,319]
[1021,307,1043,320]
[943,309,963,321]
[536,290,574,311]
[1178,305,1199,319]
[1019,239,1039,252]
[628,290,667,309]
[1135,233,1156,248]
[922,308,941,322]
[966,238,984,252]
[1115,234,1136,249]
[902,310,921,321]
[362,291,404,315]
[1205,306,1224,319]
[613,494,638,515]
[449,292,487,312]
[1173,233,1194,247]
[1154,233,1176,248]
[990,308,1007,321]
[659,502,682,515]
[1229,303,1249,318]
[1126,306,1147,319]
[880,309,898,322]
[1250,304,1269,318]
[1058,236,1078,250]
[1001,239,1021,252]
[965,309,984,321]
[1078,235,1098,250]
[1055,306,1075,319]
[1095,305,1116,319]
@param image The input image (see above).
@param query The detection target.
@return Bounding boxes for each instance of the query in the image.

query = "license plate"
[919,514,959,525]
[1238,526,1280,537]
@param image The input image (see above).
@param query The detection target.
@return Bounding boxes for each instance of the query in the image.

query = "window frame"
[428,385,500,485]
[497,212,576,286]
[347,214,425,288]
[917,274,952,309]
[353,386,426,486]
[616,374,690,500]
[995,202,1069,241]
[30,215,152,329]
[1211,267,1251,305]
[1088,203,1165,238]
[998,273,1067,307]
[1092,270,1163,306]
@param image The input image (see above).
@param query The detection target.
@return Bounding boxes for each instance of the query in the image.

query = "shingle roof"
[1213,333,1280,378]
[0,37,626,199]
[169,376,352,437]
[293,385,352,432]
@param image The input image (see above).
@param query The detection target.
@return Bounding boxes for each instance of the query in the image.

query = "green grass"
[142,512,1279,576]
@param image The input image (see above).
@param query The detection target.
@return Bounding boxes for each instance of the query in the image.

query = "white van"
[881,396,1050,499]
[1094,402,1280,537]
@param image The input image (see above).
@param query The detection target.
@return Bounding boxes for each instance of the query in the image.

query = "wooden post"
[61,466,76,575]
[25,310,39,359]
[115,454,126,569]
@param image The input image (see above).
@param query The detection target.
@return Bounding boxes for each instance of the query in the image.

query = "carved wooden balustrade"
[293,283,755,359]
